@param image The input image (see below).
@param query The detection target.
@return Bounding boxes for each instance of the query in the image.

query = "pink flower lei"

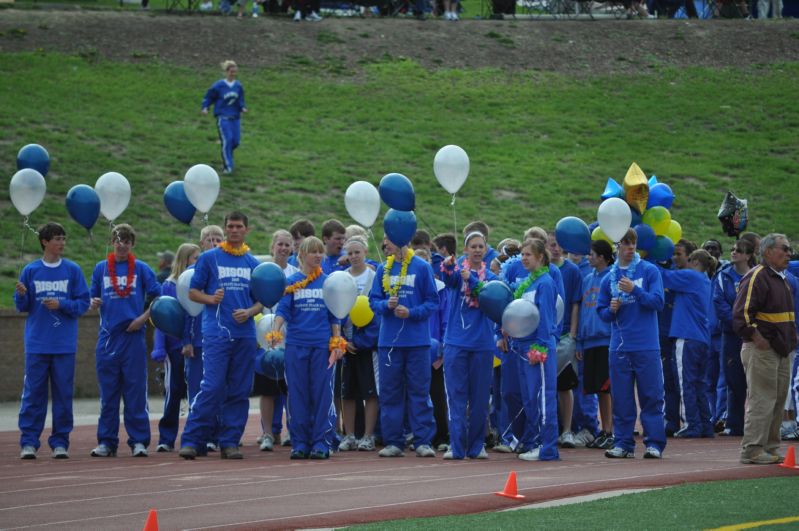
[461,259,486,308]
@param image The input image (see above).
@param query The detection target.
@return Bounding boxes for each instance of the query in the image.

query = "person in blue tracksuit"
[152,243,200,452]
[504,238,559,462]
[440,231,499,460]
[90,224,161,457]
[660,249,716,438]
[15,223,90,460]
[597,228,666,459]
[321,219,347,274]
[713,239,755,436]
[201,60,247,174]
[369,236,439,458]
[273,236,344,459]
[179,212,262,460]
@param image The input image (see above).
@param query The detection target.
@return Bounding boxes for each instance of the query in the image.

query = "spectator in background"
[288,218,315,267]
[433,233,456,262]
[321,219,347,274]
[292,0,322,21]
[757,0,782,18]
[156,251,175,284]
[412,230,444,279]
[740,232,762,263]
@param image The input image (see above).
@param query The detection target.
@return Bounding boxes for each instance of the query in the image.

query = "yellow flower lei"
[383,248,414,297]
[285,267,322,294]
[219,241,250,256]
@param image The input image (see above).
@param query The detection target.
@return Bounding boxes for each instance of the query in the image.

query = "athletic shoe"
[597,434,616,450]
[252,11,258,17]
[20,446,37,459]
[740,452,779,465]
[493,444,513,453]
[518,447,540,461]
[415,444,436,457]
[307,10,322,20]
[222,168,233,175]
[260,434,274,452]
[206,442,219,452]
[309,450,329,460]
[443,450,455,460]
[472,448,488,459]
[156,444,173,453]
[378,445,405,457]
[674,427,700,438]
[436,443,450,452]
[765,450,784,464]
[52,447,69,459]
[357,435,376,451]
[587,430,607,449]
[713,419,726,433]
[451,11,459,20]
[720,428,743,436]
[780,426,799,441]
[91,444,116,457]
[605,447,634,459]
[220,446,243,459]
[290,449,308,459]
[338,435,358,451]
[132,443,148,457]
[643,447,662,459]
[573,428,595,448]
[281,433,292,447]
[179,446,198,460]
[559,431,576,449]
[293,10,302,20]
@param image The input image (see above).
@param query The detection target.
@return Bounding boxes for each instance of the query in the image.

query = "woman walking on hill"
[201,60,247,175]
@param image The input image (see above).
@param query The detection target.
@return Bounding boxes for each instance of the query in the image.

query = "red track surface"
[1,414,794,530]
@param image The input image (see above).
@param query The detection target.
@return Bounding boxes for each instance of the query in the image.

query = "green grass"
[349,476,799,530]
[1,53,798,305]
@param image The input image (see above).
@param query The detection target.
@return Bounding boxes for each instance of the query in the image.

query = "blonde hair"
[521,238,550,267]
[201,225,223,241]
[298,236,325,268]
[169,243,201,281]
[270,229,293,254]
[221,60,237,72]
[345,236,369,252]
[414,248,431,263]
[523,226,547,243]
[345,224,368,240]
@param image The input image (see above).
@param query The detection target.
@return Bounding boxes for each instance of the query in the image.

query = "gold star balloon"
[623,162,649,214]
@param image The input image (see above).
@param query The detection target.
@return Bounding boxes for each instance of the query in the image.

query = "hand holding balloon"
[90,297,102,311]
[212,289,225,304]
[618,277,634,293]
[610,298,621,313]
[232,308,252,324]
[388,296,399,309]
[460,269,470,281]
[394,305,409,319]
[15,282,27,296]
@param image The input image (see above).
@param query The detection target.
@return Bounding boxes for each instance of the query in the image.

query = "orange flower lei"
[285,267,322,295]
[219,241,250,256]
[265,330,285,344]
[383,248,414,297]
[329,336,347,353]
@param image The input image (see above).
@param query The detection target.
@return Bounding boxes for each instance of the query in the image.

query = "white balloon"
[344,181,381,228]
[597,197,632,243]
[184,164,220,214]
[502,299,541,339]
[177,269,204,317]
[433,145,470,195]
[95,172,131,221]
[556,294,564,325]
[323,271,358,320]
[9,168,46,216]
[256,313,285,350]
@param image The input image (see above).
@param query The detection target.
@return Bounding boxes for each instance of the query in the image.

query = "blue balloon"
[379,173,415,211]
[555,216,591,255]
[634,223,657,252]
[163,181,196,225]
[630,206,642,227]
[647,183,675,210]
[151,296,187,338]
[255,347,285,381]
[648,175,658,187]
[477,280,514,324]
[588,221,599,233]
[65,184,100,231]
[383,208,416,247]
[649,235,675,261]
[601,178,624,200]
[17,144,50,177]
[251,262,287,308]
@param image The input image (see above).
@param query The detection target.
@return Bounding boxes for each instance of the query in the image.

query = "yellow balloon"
[591,226,613,245]
[642,206,671,236]
[623,162,649,214]
[349,295,374,328]
[665,220,682,243]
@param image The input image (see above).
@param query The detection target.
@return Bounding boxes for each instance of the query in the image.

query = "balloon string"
[212,251,233,342]
[23,216,39,236]
[367,228,384,263]
[450,193,456,207]
[203,213,209,226]
[18,218,27,277]
[452,201,458,236]
[415,211,437,239]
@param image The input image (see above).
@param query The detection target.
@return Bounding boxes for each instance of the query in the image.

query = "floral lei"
[527,343,548,365]
[285,267,322,295]
[219,241,250,256]
[383,248,414,297]
[513,266,549,299]
[610,251,641,303]
[460,259,486,308]
[107,252,136,298]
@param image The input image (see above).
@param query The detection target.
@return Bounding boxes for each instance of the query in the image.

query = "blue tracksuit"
[152,280,187,448]
[15,258,90,451]
[369,255,438,449]
[705,270,726,425]
[202,78,245,172]
[181,247,259,450]
[657,264,681,433]
[713,265,746,435]
[509,272,559,460]
[575,257,592,279]
[321,252,347,275]
[662,268,713,437]
[91,257,161,451]
[277,271,340,454]
[597,257,666,453]
[440,262,498,458]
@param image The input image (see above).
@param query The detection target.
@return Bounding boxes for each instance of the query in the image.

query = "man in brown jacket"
[733,233,796,464]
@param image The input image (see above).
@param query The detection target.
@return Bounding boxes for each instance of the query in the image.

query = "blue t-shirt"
[190,247,260,339]
[576,267,611,351]
[15,258,90,354]
[91,257,160,334]
[510,273,558,353]
[504,259,565,335]
[557,259,583,336]
[202,79,245,119]
[276,271,338,347]
[322,252,346,275]
[440,262,498,351]
[661,268,711,345]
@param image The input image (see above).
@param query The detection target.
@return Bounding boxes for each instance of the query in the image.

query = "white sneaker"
[338,435,358,451]
[559,431,576,448]
[436,443,450,452]
[91,444,116,457]
[307,10,322,20]
[443,10,452,19]
[357,435,376,451]
[260,434,274,451]
[493,443,513,453]
[52,447,69,459]
[518,447,541,461]
[443,450,455,459]
[451,11,459,20]
[473,448,488,459]
[156,444,173,452]
[573,428,595,448]
[206,442,219,452]
[252,11,258,17]
[415,444,436,457]
[280,432,291,446]
[378,445,405,457]
[20,445,37,459]
[132,443,148,457]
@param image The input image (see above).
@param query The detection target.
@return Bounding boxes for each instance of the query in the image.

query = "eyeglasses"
[778,244,794,254]
[732,247,746,254]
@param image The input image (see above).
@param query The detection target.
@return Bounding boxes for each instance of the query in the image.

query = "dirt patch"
[1,8,798,74]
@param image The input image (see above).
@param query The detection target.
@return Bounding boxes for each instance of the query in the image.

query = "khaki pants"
[740,342,790,458]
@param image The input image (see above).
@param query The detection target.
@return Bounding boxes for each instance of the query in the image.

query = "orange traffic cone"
[494,471,525,499]
[779,446,797,470]
[142,509,158,531]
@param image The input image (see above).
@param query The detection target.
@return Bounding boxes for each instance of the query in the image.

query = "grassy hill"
[1,16,798,305]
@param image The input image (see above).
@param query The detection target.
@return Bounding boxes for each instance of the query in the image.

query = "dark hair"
[111,223,136,245]
[689,249,717,278]
[463,220,490,238]
[224,211,249,227]
[38,222,65,250]
[521,238,550,267]
[432,233,456,256]
[733,239,756,267]
[411,229,431,247]
[619,228,637,245]
[289,218,315,239]
[590,240,614,265]
[702,239,722,253]
[676,239,697,255]
[321,219,346,239]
